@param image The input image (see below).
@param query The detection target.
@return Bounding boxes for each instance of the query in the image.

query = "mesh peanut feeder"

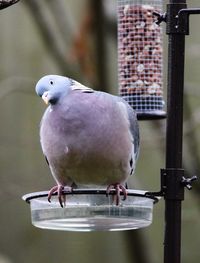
[118,0,166,119]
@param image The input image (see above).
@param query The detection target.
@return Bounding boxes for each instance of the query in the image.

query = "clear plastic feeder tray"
[23,189,159,232]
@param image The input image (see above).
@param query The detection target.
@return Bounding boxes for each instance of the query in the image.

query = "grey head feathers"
[35,75,73,104]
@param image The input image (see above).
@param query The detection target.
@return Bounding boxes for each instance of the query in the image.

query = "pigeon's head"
[35,75,72,105]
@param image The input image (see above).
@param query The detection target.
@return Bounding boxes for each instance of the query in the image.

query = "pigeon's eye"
[50,80,54,85]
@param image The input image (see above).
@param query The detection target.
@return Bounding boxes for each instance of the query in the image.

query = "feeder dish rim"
[22,188,160,204]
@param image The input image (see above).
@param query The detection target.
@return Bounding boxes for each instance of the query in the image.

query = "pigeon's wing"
[71,80,94,93]
[125,102,140,161]
[114,96,140,175]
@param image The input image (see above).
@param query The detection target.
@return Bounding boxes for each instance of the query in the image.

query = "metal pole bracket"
[161,168,185,200]
[145,168,186,201]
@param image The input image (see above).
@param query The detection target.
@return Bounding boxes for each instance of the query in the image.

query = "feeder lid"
[22,189,160,232]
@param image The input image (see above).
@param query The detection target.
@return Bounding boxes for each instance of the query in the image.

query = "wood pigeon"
[35,75,140,207]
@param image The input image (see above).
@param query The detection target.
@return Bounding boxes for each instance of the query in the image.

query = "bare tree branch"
[0,0,20,10]
[47,0,76,43]
[0,76,35,99]
[23,0,80,78]
[90,0,109,92]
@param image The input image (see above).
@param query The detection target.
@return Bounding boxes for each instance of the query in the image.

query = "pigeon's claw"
[48,185,69,208]
[106,183,127,205]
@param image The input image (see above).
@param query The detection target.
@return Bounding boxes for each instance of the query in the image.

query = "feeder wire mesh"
[117,0,166,119]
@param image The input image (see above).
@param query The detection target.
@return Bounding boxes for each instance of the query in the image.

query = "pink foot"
[106,183,127,205]
[47,185,71,208]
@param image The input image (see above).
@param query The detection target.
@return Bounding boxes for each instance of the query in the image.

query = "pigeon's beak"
[42,91,49,105]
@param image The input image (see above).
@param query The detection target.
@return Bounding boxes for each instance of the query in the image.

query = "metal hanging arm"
[177,8,200,35]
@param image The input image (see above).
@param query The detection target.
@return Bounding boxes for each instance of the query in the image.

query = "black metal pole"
[164,1,186,263]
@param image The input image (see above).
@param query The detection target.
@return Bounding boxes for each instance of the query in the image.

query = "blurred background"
[0,0,200,262]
